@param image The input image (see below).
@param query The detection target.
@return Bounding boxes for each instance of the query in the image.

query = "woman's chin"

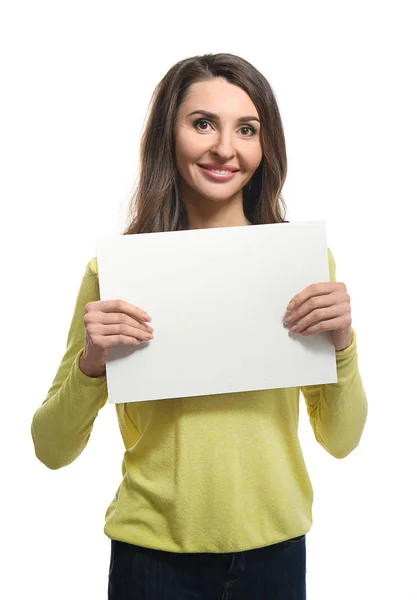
[193,184,245,202]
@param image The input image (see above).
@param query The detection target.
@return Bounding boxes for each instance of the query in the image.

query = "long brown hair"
[123,53,287,234]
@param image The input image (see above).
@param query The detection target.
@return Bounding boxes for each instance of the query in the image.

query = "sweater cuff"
[335,328,358,367]
[73,347,108,387]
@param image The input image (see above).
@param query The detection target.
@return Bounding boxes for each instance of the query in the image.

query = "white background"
[1,1,415,598]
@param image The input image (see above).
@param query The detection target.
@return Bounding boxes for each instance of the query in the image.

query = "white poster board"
[96,221,337,404]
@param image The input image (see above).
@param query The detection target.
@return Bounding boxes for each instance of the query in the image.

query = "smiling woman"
[174,79,264,229]
[30,52,367,600]
[123,53,288,234]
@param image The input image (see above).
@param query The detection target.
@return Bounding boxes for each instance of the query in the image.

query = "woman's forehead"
[179,79,259,118]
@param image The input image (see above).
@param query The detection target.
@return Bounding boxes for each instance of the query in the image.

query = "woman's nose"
[210,132,236,159]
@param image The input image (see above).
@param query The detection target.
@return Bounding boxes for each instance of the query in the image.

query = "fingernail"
[287,301,295,310]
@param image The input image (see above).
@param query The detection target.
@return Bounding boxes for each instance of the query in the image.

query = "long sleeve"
[31,259,108,469]
[300,249,368,459]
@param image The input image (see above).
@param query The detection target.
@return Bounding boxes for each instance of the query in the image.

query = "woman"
[31,53,367,599]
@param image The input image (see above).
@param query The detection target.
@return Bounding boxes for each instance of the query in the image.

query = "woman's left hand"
[284,282,353,351]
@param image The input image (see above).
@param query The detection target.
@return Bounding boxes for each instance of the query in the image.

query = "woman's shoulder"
[84,257,99,277]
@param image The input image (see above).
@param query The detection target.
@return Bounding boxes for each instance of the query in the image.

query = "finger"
[285,291,348,327]
[97,312,153,333]
[87,299,151,322]
[286,282,343,312]
[289,304,348,333]
[97,334,149,349]
[299,314,352,336]
[285,292,343,325]
[94,323,153,341]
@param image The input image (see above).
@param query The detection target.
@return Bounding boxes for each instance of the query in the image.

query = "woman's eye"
[193,119,257,137]
[240,126,257,137]
[194,119,212,131]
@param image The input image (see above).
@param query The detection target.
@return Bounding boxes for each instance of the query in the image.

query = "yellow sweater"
[31,249,367,553]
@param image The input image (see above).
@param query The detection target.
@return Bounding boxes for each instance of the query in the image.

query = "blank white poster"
[96,221,337,404]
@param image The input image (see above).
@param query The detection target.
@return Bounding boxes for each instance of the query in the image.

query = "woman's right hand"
[79,300,153,377]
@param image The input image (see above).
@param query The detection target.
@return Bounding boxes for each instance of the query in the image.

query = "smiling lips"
[197,163,240,182]
[198,163,239,172]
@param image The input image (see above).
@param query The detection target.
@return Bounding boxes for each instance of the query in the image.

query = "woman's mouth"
[197,165,240,182]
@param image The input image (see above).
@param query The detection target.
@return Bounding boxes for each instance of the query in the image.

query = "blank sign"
[96,221,337,404]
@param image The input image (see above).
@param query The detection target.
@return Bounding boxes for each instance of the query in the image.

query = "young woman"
[31,53,367,600]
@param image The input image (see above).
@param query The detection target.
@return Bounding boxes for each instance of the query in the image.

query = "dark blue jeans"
[108,534,306,599]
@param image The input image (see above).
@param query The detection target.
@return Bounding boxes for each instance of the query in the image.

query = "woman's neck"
[183,191,251,230]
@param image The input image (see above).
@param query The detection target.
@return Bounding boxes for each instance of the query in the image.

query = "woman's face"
[174,78,263,206]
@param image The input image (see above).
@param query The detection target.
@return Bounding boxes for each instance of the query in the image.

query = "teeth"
[205,168,233,174]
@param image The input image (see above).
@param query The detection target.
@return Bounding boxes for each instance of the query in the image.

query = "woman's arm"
[300,329,368,458]
[300,250,368,458]
[30,260,108,469]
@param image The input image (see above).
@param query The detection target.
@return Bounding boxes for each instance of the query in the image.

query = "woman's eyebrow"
[186,110,260,124]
